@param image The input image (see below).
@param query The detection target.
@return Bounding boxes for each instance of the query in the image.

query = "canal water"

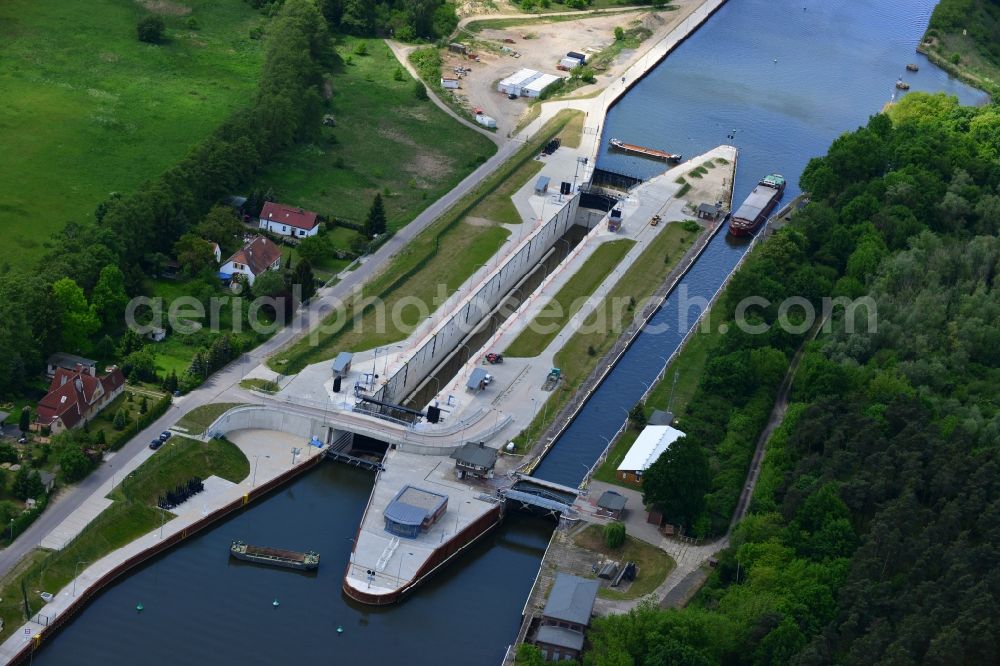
[36,1,987,663]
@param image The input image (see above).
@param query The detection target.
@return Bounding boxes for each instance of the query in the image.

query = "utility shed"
[331,352,353,377]
[697,202,722,220]
[451,442,498,479]
[597,490,627,519]
[383,485,448,539]
[648,409,674,426]
[534,175,551,195]
[541,574,599,630]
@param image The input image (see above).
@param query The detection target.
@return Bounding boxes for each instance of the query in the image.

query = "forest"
[586,92,1000,664]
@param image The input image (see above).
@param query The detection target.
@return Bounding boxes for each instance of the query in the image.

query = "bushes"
[604,521,626,549]
[137,15,165,44]
[107,393,172,452]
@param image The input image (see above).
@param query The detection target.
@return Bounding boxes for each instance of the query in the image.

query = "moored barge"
[609,138,682,162]
[230,540,320,571]
[728,173,786,236]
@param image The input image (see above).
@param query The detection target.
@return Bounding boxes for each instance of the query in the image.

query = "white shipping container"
[475,114,497,129]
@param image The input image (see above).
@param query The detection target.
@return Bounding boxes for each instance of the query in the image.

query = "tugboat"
[728,174,786,236]
[906,63,919,72]
[230,540,320,571]
[895,78,910,90]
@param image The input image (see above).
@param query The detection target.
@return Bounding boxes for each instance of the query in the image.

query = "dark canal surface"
[37,0,987,663]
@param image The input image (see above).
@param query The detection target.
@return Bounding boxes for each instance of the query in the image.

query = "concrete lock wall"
[209,405,346,445]
[377,196,580,405]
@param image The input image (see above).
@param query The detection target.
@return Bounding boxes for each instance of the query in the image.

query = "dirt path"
[385,40,501,145]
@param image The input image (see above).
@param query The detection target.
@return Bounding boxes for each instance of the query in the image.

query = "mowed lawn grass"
[270,110,582,373]
[575,525,674,600]
[515,221,703,451]
[505,239,634,357]
[0,437,247,641]
[256,37,497,230]
[0,0,263,267]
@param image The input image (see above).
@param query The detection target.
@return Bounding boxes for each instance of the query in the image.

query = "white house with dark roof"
[258,201,320,238]
[219,236,281,286]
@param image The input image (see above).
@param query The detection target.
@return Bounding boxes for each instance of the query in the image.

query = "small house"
[466,367,492,392]
[383,485,448,539]
[222,195,249,219]
[258,202,320,238]
[448,42,467,54]
[451,442,498,480]
[219,236,281,287]
[38,471,56,494]
[597,490,627,520]
[617,425,685,483]
[441,77,460,90]
[529,573,599,661]
[35,365,125,435]
[696,203,723,220]
[331,352,353,378]
[147,327,167,343]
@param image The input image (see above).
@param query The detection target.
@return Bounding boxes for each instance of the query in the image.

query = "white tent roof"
[617,425,685,473]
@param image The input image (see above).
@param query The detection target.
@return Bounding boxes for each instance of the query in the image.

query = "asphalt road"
[0,107,526,578]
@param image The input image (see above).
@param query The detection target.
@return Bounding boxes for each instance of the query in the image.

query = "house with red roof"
[258,201,320,239]
[219,235,282,286]
[35,364,126,435]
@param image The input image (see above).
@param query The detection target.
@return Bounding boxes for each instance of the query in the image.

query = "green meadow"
[0,0,263,267]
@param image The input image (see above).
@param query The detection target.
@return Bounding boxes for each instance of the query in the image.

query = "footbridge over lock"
[499,474,580,519]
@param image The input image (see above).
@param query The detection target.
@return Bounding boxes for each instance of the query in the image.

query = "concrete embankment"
[0,433,327,665]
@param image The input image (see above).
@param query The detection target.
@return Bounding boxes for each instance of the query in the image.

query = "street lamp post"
[251,454,270,488]
[73,561,88,597]
[7,518,13,543]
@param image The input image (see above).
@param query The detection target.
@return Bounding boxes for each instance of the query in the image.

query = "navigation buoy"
[273,598,280,608]
[337,626,344,634]
[773,58,778,63]
[136,603,144,612]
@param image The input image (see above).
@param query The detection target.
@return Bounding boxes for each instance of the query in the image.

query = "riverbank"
[0,431,324,663]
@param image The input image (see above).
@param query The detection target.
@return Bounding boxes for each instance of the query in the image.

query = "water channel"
[36,1,987,663]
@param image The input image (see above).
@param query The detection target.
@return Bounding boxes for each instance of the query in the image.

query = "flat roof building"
[617,425,686,484]
[383,485,448,539]
[522,73,562,98]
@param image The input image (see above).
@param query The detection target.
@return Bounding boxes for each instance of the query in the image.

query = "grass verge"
[575,525,674,600]
[175,403,244,435]
[505,239,634,357]
[512,221,703,451]
[270,110,584,373]
[0,437,248,640]
[239,378,279,393]
[258,38,496,231]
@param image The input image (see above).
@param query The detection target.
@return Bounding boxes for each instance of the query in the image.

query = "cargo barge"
[728,173,785,236]
[230,540,320,571]
[609,138,682,162]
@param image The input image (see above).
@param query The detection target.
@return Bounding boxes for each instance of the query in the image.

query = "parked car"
[508,93,518,100]
[149,439,163,450]
[159,431,172,442]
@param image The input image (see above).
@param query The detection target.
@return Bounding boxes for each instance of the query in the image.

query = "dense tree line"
[0,0,330,397]
[592,93,1000,664]
[245,0,458,41]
